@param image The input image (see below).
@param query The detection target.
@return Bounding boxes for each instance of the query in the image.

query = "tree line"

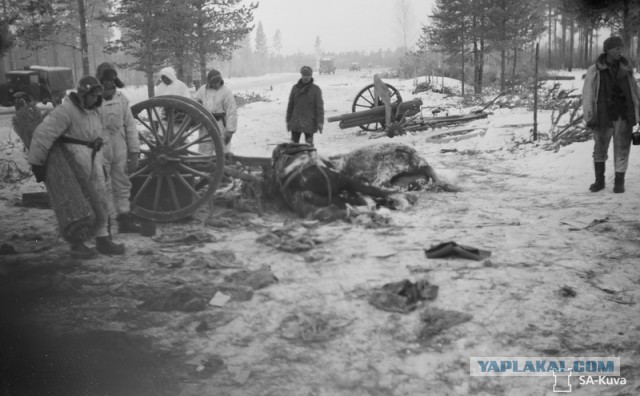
[0,0,256,96]
[412,0,640,95]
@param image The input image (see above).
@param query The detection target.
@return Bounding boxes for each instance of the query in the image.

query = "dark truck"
[318,58,336,75]
[0,66,74,108]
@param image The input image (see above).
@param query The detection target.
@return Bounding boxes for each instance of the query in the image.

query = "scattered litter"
[368,279,439,313]
[137,286,206,312]
[417,307,473,341]
[187,251,242,269]
[153,231,216,246]
[559,285,577,298]
[604,296,636,305]
[224,266,278,290]
[209,291,231,307]
[155,255,185,268]
[193,311,237,332]
[369,245,396,258]
[137,249,154,255]
[424,241,491,261]
[560,216,608,230]
[278,312,353,343]
[210,284,254,302]
[204,217,235,228]
[440,148,458,153]
[187,355,225,378]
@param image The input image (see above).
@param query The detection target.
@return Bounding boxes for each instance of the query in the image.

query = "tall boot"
[613,172,625,193]
[589,162,605,192]
[96,236,125,255]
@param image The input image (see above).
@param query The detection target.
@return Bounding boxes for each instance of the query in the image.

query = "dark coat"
[286,78,324,134]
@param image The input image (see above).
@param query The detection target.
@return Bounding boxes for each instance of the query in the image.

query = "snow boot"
[70,242,98,260]
[96,236,125,255]
[613,172,625,193]
[117,212,141,233]
[589,162,605,192]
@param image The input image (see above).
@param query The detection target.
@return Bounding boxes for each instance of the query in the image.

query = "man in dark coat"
[582,36,640,193]
[286,66,324,146]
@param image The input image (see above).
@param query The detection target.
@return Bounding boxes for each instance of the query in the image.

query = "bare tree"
[394,0,415,54]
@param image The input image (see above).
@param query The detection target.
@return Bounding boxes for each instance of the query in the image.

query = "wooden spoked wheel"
[129,96,225,222]
[351,83,402,131]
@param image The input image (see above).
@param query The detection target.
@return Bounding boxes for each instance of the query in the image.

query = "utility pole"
[533,42,539,141]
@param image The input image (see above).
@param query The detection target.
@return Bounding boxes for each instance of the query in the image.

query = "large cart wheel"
[129,96,225,222]
[351,83,402,131]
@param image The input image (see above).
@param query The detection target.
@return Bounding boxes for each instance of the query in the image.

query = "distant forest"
[0,0,637,94]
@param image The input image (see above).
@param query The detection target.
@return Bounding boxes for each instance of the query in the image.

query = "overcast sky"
[251,0,436,54]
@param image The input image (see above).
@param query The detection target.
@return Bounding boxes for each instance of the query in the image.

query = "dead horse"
[270,143,402,218]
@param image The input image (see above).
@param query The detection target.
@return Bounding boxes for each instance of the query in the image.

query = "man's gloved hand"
[224,130,235,145]
[127,152,139,174]
[31,164,46,183]
[318,124,324,134]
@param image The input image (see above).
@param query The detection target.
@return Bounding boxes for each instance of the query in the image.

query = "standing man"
[28,76,125,257]
[156,66,192,98]
[193,69,238,154]
[286,66,324,146]
[95,62,141,233]
[583,36,640,193]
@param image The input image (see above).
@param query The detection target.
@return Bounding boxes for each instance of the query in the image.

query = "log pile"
[12,104,98,243]
[327,98,423,130]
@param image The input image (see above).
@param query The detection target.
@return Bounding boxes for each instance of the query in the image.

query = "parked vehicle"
[350,62,361,71]
[0,66,74,109]
[318,58,336,75]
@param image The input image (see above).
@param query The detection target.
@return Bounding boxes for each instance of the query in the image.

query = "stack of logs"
[327,98,423,130]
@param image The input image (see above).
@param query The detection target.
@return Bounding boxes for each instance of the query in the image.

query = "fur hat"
[76,76,103,96]
[207,69,223,84]
[96,62,124,88]
[300,66,313,76]
[604,36,624,52]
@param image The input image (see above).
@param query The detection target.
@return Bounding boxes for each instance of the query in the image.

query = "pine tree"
[273,29,282,56]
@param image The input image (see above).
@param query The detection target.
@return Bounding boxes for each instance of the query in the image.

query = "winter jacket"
[156,67,192,98]
[28,93,104,166]
[583,53,640,128]
[98,90,139,153]
[193,84,238,133]
[286,78,324,134]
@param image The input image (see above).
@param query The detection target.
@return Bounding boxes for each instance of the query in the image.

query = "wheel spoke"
[151,107,168,144]
[153,174,163,211]
[175,133,212,151]
[178,163,212,180]
[142,109,161,144]
[174,171,201,201]
[129,163,151,179]
[366,88,376,104]
[166,107,176,145]
[169,113,194,146]
[138,132,156,150]
[177,122,205,145]
[132,171,155,205]
[166,176,182,210]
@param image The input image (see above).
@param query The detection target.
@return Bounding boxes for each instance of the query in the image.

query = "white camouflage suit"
[28,94,111,238]
[193,84,238,154]
[98,90,140,216]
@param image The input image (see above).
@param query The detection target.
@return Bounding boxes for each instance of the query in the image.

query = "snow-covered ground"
[1,68,639,396]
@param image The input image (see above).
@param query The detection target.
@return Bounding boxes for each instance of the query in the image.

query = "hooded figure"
[156,66,192,98]
[193,68,238,154]
[95,62,141,235]
[583,36,640,194]
[28,76,125,258]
